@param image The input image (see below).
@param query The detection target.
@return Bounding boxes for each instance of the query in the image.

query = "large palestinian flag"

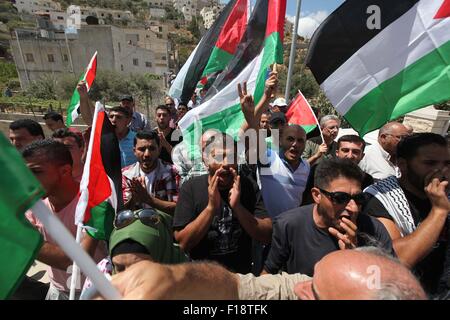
[197,0,249,90]
[306,0,450,136]
[169,0,247,104]
[75,102,122,241]
[179,0,286,144]
[66,51,97,127]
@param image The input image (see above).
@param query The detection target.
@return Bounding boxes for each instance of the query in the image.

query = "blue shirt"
[120,130,137,168]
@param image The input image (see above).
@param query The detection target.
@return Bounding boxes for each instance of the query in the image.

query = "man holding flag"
[23,140,106,299]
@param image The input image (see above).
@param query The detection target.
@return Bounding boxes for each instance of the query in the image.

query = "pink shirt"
[26,196,107,292]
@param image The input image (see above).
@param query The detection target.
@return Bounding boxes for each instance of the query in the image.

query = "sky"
[220,0,345,38]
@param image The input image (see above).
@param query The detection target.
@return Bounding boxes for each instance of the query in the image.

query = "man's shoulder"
[275,205,313,226]
[182,174,209,188]
[122,162,139,175]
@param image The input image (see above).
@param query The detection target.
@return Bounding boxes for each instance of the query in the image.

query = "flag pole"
[284,0,303,102]
[31,200,121,300]
[68,225,83,300]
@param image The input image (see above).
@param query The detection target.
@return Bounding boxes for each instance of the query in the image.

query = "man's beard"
[406,163,425,191]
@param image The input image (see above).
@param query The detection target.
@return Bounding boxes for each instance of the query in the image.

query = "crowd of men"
[6,76,450,300]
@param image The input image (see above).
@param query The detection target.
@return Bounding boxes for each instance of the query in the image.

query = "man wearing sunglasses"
[302,135,374,205]
[262,158,393,277]
[363,133,450,296]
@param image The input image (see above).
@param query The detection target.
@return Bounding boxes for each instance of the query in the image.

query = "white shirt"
[257,149,310,218]
[359,141,399,181]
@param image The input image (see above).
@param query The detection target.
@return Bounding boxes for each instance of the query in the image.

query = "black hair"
[337,135,366,151]
[109,106,131,118]
[43,111,64,123]
[52,128,83,148]
[22,139,73,167]
[397,133,447,161]
[314,158,365,189]
[155,105,170,114]
[133,130,160,147]
[10,119,45,139]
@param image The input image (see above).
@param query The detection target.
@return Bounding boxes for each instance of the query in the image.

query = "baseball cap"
[272,97,287,107]
[120,94,134,102]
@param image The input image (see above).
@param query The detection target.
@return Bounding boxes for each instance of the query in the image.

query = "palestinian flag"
[286,90,320,134]
[75,102,122,241]
[169,0,246,104]
[0,133,44,299]
[66,51,97,127]
[306,0,450,136]
[179,0,286,144]
[197,0,249,90]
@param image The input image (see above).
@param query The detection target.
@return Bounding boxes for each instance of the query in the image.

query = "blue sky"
[220,0,346,38]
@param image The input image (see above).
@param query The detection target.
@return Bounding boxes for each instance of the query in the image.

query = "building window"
[157,34,162,39]
[118,15,121,18]
[161,55,166,61]
[63,54,68,61]
[25,53,34,62]
[48,54,55,62]
[146,62,152,68]
[133,58,139,66]
[57,16,64,20]
[121,64,124,71]
[118,42,121,52]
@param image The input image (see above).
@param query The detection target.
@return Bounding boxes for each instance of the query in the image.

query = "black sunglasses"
[114,209,160,229]
[318,188,368,206]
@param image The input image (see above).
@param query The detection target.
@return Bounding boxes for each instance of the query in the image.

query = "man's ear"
[311,187,322,205]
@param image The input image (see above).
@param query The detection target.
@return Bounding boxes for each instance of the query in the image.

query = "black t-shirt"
[301,163,374,206]
[173,174,268,273]
[264,204,394,276]
[363,191,449,295]
[158,128,182,164]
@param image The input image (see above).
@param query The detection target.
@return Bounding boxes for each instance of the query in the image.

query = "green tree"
[188,16,201,41]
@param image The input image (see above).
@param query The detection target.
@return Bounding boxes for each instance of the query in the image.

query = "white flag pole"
[68,225,83,300]
[32,200,121,300]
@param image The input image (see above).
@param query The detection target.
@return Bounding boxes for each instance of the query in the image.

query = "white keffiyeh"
[364,175,416,237]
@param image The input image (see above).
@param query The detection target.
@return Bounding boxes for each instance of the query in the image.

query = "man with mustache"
[262,158,394,276]
[173,132,272,273]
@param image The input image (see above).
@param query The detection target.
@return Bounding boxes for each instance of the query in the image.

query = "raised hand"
[208,170,221,211]
[425,168,450,213]
[238,82,255,120]
[264,71,279,98]
[228,168,241,210]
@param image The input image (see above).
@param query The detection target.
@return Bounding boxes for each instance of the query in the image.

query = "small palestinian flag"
[197,0,249,90]
[169,0,246,104]
[286,90,320,134]
[75,102,123,241]
[306,0,450,136]
[66,51,97,127]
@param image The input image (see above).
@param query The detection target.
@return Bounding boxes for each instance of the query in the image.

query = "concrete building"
[144,0,173,8]
[10,25,169,89]
[13,0,61,14]
[66,5,133,26]
[172,0,217,21]
[149,7,166,19]
[200,4,225,29]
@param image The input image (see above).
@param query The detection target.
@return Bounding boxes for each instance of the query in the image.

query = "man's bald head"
[378,122,410,156]
[296,247,426,300]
